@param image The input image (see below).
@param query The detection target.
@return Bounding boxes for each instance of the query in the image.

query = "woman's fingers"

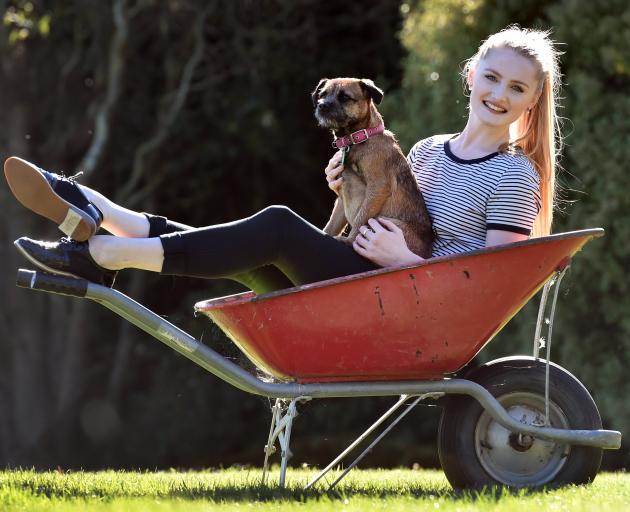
[325,151,344,195]
[325,167,343,182]
[325,151,343,171]
[328,176,343,193]
[377,217,402,232]
[325,162,343,180]
[367,218,385,233]
[352,239,368,256]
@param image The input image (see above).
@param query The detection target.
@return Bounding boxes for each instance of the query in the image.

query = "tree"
[0,0,408,468]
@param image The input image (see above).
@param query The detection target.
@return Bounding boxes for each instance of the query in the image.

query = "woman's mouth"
[482,100,507,114]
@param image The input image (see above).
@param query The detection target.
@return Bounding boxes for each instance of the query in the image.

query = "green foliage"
[1,0,628,472]
[0,0,413,471]
[385,0,630,435]
[544,0,630,431]
[3,1,50,44]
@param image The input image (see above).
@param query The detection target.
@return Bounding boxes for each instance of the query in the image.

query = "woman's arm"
[355,225,530,268]
[485,229,528,247]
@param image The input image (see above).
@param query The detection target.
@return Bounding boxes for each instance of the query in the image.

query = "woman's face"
[468,47,541,127]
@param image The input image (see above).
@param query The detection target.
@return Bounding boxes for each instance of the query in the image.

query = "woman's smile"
[482,100,508,114]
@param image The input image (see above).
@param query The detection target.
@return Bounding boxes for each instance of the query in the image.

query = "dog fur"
[313,77,433,258]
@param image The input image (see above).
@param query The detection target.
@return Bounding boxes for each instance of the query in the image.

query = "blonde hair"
[463,26,563,237]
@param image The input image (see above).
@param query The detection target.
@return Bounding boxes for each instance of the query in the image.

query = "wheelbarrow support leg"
[306,393,441,490]
[261,400,282,485]
[261,397,310,487]
[327,395,424,490]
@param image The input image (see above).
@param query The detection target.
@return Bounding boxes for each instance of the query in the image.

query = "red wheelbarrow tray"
[195,228,602,384]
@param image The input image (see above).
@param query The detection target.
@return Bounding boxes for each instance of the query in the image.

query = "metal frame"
[261,397,308,486]
[15,268,623,488]
[533,267,569,425]
[305,394,431,490]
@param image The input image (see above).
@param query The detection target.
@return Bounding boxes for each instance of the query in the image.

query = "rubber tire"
[438,356,603,489]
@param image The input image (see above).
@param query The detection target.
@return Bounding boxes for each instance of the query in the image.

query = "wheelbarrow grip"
[16,269,88,298]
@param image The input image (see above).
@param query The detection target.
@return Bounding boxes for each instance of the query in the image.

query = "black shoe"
[4,156,103,241]
[14,237,117,287]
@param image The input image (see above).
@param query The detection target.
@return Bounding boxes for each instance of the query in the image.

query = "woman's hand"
[324,150,344,195]
[352,217,424,267]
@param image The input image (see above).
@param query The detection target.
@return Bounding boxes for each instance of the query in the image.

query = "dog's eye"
[338,92,353,102]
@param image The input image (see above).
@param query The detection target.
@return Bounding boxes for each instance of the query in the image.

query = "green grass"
[1,468,629,511]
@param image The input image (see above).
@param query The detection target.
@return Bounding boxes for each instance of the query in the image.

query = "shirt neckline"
[444,135,500,165]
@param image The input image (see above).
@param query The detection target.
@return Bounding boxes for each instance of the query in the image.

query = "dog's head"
[312,78,384,131]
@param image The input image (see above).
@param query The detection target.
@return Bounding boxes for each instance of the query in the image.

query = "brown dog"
[313,77,433,258]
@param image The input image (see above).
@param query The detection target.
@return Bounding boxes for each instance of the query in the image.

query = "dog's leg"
[346,185,389,242]
[323,198,348,236]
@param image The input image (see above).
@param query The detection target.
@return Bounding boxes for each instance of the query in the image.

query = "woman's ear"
[466,68,474,90]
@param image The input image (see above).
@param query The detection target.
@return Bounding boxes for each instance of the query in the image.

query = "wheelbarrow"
[15,228,622,489]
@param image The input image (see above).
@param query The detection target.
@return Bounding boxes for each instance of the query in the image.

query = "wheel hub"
[508,432,535,451]
[474,392,570,486]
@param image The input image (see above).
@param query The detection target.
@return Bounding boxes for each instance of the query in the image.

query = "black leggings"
[146,205,378,295]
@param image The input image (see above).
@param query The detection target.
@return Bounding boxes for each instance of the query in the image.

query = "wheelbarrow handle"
[16,269,88,298]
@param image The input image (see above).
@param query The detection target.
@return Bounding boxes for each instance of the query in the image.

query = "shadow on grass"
[10,476,564,503]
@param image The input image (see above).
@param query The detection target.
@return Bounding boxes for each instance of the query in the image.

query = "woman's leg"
[79,189,296,293]
[80,187,153,238]
[6,158,299,293]
[89,205,377,290]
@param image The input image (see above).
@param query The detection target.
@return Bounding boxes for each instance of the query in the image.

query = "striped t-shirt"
[407,134,541,258]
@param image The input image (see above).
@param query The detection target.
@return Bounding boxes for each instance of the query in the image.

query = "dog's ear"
[359,79,384,105]
[312,78,329,106]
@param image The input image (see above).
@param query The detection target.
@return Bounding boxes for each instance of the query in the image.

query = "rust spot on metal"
[463,270,470,279]
[374,286,385,317]
[409,274,420,304]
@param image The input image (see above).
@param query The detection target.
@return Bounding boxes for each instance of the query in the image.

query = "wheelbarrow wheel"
[438,356,603,489]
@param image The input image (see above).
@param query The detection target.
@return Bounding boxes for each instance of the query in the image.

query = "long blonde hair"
[463,26,563,237]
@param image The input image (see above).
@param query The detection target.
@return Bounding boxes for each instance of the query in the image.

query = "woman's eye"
[484,74,497,82]
[511,85,524,93]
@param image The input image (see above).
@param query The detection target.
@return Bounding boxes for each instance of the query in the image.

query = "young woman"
[7,26,561,293]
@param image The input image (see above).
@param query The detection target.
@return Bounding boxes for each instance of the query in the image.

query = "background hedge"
[0,0,627,470]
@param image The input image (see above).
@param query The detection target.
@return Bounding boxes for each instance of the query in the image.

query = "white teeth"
[484,101,507,113]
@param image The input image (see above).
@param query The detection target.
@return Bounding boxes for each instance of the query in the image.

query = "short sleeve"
[406,136,435,168]
[486,160,541,236]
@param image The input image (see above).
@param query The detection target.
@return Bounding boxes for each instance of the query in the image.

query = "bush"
[384,0,630,436]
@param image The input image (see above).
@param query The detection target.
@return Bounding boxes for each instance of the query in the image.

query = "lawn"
[1,468,629,511]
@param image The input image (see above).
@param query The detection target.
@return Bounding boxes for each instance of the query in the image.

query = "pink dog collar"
[333,123,385,149]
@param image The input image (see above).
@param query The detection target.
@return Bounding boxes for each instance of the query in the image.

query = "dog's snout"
[317,98,334,111]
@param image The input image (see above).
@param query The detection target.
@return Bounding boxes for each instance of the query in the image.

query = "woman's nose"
[490,84,509,102]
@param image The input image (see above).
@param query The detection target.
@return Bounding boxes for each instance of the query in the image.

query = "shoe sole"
[4,156,96,241]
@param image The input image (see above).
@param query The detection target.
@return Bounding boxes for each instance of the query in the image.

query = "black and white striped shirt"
[407,134,541,258]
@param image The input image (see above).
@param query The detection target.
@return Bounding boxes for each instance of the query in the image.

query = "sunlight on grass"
[0,468,629,511]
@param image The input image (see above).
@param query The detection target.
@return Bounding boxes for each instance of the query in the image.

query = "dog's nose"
[317,100,333,112]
